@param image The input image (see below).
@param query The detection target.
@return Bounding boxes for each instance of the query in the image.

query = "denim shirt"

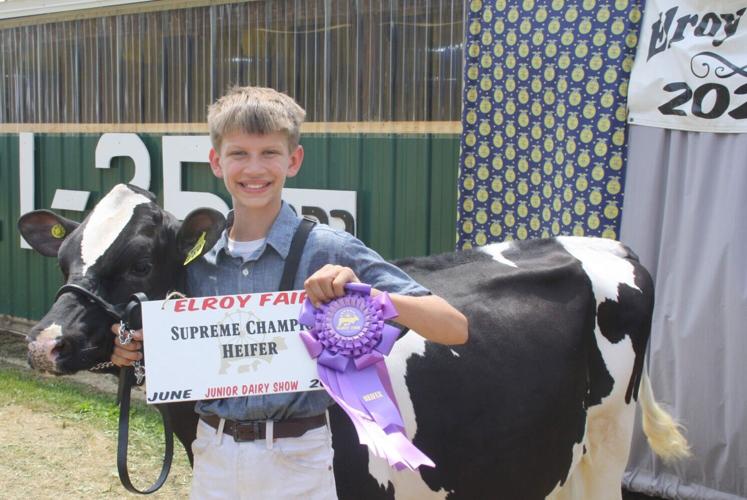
[188,202,428,421]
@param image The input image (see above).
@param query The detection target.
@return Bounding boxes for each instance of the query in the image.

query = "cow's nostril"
[53,337,74,358]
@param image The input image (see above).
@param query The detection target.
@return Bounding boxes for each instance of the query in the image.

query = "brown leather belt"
[200,414,326,442]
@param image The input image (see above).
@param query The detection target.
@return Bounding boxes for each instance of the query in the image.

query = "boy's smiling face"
[209,130,303,217]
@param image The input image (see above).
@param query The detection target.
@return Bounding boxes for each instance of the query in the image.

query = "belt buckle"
[233,421,261,442]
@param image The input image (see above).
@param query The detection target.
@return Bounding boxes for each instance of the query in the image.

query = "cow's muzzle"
[26,323,66,372]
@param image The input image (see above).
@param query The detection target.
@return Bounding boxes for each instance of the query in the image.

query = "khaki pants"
[190,418,338,500]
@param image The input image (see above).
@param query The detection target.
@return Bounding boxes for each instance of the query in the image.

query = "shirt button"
[242,268,249,276]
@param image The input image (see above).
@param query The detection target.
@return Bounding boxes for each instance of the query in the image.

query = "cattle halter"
[55,283,145,383]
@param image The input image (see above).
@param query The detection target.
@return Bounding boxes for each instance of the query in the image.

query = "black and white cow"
[18,184,224,464]
[18,184,689,499]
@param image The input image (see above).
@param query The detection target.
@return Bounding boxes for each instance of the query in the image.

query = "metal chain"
[133,361,145,385]
[116,320,146,385]
[118,320,135,345]
[89,361,115,371]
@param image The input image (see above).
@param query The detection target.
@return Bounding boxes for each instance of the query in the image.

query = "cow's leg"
[549,402,635,500]
[580,403,636,499]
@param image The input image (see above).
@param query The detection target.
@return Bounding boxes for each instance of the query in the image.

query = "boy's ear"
[177,208,226,265]
[287,145,304,178]
[209,148,223,178]
[17,210,80,257]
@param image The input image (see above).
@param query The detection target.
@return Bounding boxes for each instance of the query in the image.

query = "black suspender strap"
[279,218,316,291]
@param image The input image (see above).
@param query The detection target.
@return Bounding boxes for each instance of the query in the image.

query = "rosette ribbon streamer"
[298,282,435,471]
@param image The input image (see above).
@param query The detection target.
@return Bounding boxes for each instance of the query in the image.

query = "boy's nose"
[238,157,263,171]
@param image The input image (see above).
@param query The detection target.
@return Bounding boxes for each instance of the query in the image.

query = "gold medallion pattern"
[458,0,643,248]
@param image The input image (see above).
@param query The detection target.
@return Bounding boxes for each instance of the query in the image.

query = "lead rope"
[115,292,186,386]
[54,283,173,493]
[117,289,188,384]
[116,292,174,495]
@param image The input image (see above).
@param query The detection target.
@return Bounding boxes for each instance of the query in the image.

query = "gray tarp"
[620,125,747,499]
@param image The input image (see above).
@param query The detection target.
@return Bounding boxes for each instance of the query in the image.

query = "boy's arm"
[385,293,468,345]
[304,264,468,345]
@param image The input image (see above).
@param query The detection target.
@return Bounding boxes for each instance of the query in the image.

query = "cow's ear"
[17,210,80,257]
[177,208,226,265]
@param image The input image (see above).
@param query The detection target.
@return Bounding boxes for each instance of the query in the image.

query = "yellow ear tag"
[184,231,207,266]
[51,224,66,239]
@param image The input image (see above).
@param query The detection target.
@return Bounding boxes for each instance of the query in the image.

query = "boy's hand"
[110,323,143,367]
[304,264,360,307]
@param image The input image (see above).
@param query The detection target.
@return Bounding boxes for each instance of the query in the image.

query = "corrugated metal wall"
[1,132,458,263]
[0,132,459,321]
[0,0,465,322]
[0,0,464,123]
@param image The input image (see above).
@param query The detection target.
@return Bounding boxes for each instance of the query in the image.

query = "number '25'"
[658,82,747,119]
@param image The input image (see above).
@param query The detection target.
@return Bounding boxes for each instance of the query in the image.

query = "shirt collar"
[264,201,301,259]
[206,201,300,263]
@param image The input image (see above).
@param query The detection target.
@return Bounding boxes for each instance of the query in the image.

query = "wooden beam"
[0,121,462,135]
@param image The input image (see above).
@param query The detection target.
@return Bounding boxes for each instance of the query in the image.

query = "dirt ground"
[0,332,192,499]
[0,403,192,499]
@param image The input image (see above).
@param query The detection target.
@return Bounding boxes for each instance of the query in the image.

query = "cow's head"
[18,184,225,374]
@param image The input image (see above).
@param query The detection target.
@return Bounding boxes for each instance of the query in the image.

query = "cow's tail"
[639,371,691,462]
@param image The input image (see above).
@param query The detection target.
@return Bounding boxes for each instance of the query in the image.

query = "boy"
[112,86,467,499]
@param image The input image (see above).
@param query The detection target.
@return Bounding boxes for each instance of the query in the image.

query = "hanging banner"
[628,1,747,133]
[458,0,644,248]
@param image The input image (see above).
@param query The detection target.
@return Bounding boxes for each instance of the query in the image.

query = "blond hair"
[207,87,306,151]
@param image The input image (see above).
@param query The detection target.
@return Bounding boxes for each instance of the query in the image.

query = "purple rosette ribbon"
[299,282,435,471]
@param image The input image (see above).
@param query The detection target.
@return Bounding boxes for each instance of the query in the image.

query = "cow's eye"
[131,261,152,277]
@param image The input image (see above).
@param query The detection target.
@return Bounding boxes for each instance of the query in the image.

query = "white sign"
[141,290,323,404]
[628,2,747,133]
[283,188,357,235]
[17,133,357,249]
